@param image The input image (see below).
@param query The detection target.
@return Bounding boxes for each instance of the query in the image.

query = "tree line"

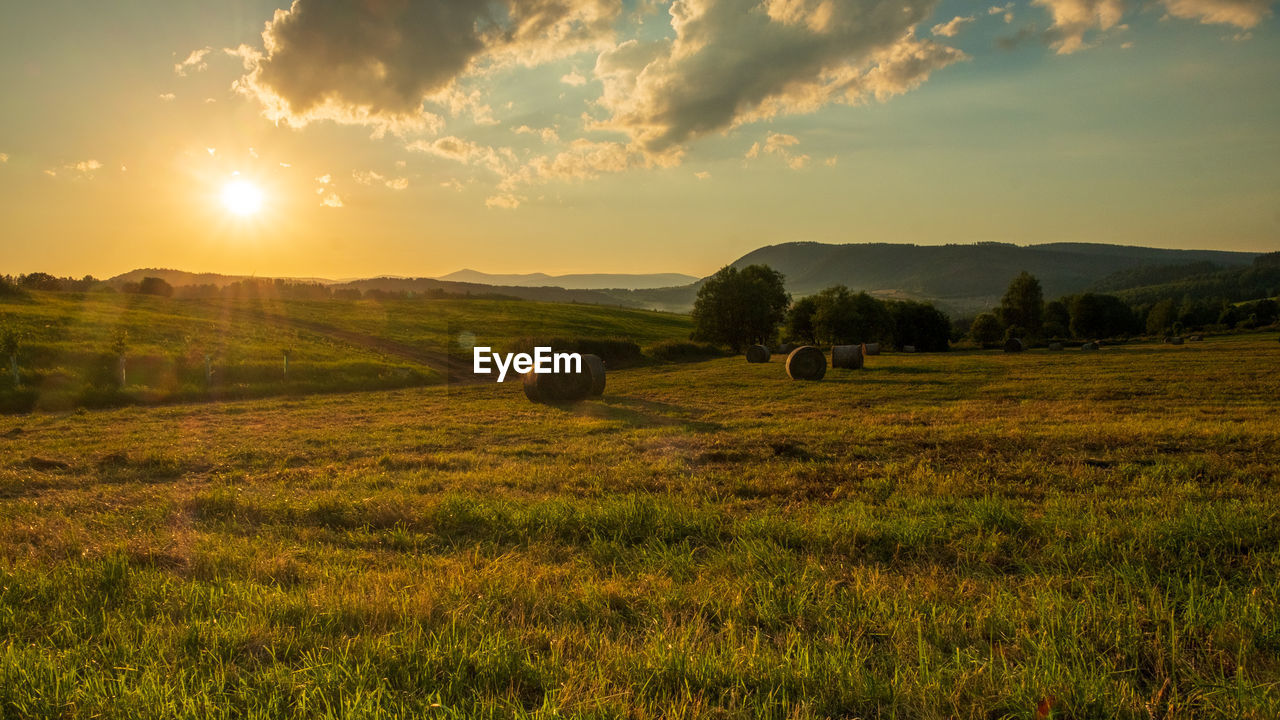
[690,265,952,352]
[690,261,1280,354]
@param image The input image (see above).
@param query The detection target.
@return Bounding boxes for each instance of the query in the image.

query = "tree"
[1146,298,1178,335]
[19,272,62,291]
[970,313,1002,345]
[810,286,894,346]
[1044,300,1071,338]
[691,265,789,352]
[887,300,951,352]
[784,295,818,344]
[998,271,1044,336]
[1070,293,1137,339]
[137,276,174,297]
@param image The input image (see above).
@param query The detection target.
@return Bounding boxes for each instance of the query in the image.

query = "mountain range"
[108,241,1263,316]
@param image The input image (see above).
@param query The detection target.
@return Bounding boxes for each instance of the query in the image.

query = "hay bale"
[745,345,771,364]
[831,344,864,369]
[1004,338,1024,353]
[902,345,916,353]
[1189,335,1203,342]
[862,342,881,356]
[522,365,593,404]
[582,353,606,396]
[786,346,826,381]
[1169,336,1184,346]
[1081,342,1099,351]
[1048,342,1064,351]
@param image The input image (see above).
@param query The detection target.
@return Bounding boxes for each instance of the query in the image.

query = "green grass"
[0,292,693,410]
[0,334,1278,717]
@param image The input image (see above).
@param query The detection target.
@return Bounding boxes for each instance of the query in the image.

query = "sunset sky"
[3,0,1278,280]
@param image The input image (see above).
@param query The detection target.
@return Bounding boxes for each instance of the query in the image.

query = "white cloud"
[746,132,810,170]
[561,70,588,86]
[158,92,176,102]
[931,15,975,37]
[175,47,212,76]
[1033,0,1270,54]
[694,171,711,179]
[320,192,343,207]
[0,153,8,163]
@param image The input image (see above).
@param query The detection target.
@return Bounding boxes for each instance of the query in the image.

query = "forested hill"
[724,242,1257,312]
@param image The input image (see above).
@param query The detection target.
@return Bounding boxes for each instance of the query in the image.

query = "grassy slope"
[0,336,1278,717]
[0,293,693,409]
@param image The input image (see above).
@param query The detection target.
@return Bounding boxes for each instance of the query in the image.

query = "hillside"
[0,292,692,411]
[722,242,1258,313]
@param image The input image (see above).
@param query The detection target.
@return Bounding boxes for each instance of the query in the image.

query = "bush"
[646,341,727,363]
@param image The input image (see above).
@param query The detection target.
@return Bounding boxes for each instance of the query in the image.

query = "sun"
[221,178,264,217]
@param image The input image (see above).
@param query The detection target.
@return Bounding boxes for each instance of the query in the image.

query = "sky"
[2,0,1278,280]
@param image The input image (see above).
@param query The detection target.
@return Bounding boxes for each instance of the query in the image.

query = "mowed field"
[1,335,1278,718]
[0,292,691,410]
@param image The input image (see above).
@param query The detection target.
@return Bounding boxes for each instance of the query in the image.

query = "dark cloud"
[592,0,966,157]
[236,0,621,131]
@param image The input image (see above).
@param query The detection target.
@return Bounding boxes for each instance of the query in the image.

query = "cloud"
[931,15,975,37]
[561,70,588,86]
[694,170,711,179]
[175,47,212,76]
[989,3,1015,22]
[485,193,522,209]
[746,132,809,169]
[592,0,965,157]
[354,170,410,190]
[1033,0,1270,53]
[0,153,8,163]
[514,125,561,143]
[232,0,622,133]
[1159,0,1273,27]
[158,92,176,102]
[47,159,102,179]
[320,192,344,208]
[1033,0,1126,53]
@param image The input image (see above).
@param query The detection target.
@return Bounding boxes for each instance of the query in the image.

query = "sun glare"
[221,179,264,217]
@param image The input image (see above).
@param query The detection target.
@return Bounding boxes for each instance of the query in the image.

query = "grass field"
[1,334,1278,718]
[0,292,692,410]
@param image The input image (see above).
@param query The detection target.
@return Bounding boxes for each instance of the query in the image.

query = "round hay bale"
[1169,336,1184,345]
[902,345,916,354]
[1048,342,1064,351]
[1004,338,1024,353]
[1081,342,1099,351]
[862,342,881,356]
[745,345,771,363]
[831,344,864,369]
[522,366,592,404]
[786,346,826,381]
[582,353,606,396]
[1189,335,1203,342]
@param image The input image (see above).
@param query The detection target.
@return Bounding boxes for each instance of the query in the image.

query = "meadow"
[0,333,1278,718]
[0,292,691,411]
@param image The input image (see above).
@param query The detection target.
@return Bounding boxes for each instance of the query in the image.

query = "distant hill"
[437,269,699,290]
[714,242,1259,314]
[106,243,1265,316]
